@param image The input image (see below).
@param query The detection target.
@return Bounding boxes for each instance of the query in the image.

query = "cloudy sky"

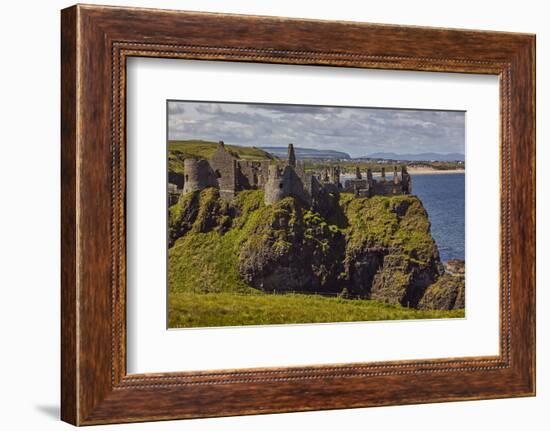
[168,101,465,158]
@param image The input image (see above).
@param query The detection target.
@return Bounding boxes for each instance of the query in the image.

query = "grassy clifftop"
[168,140,274,176]
[341,193,437,264]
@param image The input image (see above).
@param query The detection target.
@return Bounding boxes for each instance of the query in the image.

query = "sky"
[167,101,465,158]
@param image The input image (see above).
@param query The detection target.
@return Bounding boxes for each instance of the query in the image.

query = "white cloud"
[167,101,465,157]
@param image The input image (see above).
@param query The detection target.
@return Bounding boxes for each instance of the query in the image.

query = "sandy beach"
[407,167,465,175]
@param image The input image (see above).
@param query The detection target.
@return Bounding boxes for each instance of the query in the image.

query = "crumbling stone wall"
[168,183,181,206]
[237,160,270,189]
[288,168,310,205]
[209,142,238,199]
[343,166,412,196]
[180,142,412,207]
[372,166,412,195]
[263,147,315,206]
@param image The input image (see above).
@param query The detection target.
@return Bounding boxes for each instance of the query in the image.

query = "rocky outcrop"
[237,198,345,293]
[168,191,201,247]
[416,258,465,310]
[418,273,465,310]
[168,188,230,247]
[168,187,464,310]
[369,253,440,307]
[340,194,442,306]
[445,259,465,275]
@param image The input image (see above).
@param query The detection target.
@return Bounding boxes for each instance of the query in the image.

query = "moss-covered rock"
[418,274,465,310]
[340,194,441,306]
[167,188,461,310]
[237,197,345,293]
[168,190,200,246]
[168,188,231,246]
[445,259,465,275]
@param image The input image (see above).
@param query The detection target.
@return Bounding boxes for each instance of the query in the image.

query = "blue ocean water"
[411,173,465,262]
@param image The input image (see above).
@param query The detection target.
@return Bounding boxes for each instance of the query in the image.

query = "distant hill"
[363,152,465,162]
[260,146,351,160]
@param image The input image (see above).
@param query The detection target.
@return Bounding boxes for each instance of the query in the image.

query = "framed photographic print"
[163,100,466,330]
[61,4,535,425]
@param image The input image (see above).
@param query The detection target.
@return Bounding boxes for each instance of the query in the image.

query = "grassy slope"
[169,292,464,328]
[168,188,463,328]
[168,140,273,174]
[168,189,267,296]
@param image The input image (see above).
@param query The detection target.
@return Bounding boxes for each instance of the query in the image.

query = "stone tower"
[264,165,289,204]
[287,143,296,168]
[330,166,340,186]
[393,166,399,184]
[182,158,216,194]
[401,166,412,194]
[366,168,373,182]
[210,140,238,200]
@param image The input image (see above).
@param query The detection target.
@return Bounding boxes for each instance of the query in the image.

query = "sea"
[340,172,465,262]
[411,173,465,262]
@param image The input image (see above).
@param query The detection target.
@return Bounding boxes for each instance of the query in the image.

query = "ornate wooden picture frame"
[61,4,535,425]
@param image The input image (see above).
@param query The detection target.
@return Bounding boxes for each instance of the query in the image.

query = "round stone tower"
[264,165,289,205]
[182,158,202,194]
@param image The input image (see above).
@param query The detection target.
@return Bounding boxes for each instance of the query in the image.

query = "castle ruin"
[343,165,412,197]
[180,141,270,200]
[171,141,412,207]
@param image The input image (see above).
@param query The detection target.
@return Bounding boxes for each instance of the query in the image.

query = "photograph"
[166,101,466,328]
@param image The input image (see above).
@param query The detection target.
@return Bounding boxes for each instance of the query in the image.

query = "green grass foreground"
[168,292,465,328]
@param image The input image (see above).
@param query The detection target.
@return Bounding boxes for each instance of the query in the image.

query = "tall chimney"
[287,143,296,168]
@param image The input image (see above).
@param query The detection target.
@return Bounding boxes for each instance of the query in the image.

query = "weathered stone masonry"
[179,141,271,200]
[343,165,412,197]
[171,141,412,207]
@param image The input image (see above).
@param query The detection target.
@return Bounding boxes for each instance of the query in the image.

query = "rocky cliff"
[168,188,464,310]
